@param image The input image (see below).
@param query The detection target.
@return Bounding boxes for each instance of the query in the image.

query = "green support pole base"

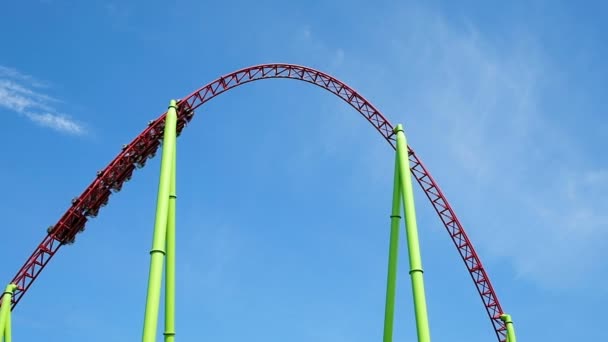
[500,314,517,342]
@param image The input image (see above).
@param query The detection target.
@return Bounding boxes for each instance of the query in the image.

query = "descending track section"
[6,64,506,341]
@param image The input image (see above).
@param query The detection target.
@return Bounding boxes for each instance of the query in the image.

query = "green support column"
[142,100,178,342]
[0,284,17,342]
[500,314,517,342]
[5,307,10,342]
[382,153,402,342]
[164,139,177,342]
[394,124,432,342]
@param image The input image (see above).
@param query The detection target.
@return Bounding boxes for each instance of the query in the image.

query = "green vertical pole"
[394,124,431,342]
[382,153,402,342]
[164,137,177,342]
[142,100,178,342]
[500,314,517,342]
[0,284,17,342]
[5,307,11,342]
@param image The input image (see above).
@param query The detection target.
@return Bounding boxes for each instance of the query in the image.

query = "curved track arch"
[7,64,506,341]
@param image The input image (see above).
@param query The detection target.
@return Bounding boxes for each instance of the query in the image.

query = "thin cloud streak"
[0,65,50,88]
[23,112,86,135]
[0,66,86,135]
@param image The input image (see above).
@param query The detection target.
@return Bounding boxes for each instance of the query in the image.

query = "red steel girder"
[4,63,506,341]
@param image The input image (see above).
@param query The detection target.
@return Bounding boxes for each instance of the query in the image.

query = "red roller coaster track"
[6,64,506,341]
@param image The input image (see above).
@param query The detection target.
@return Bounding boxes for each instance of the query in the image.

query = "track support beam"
[164,135,177,342]
[382,153,402,342]
[142,99,178,342]
[500,314,517,342]
[0,284,17,342]
[394,124,432,342]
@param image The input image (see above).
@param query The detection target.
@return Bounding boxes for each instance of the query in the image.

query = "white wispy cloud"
[375,5,608,291]
[23,112,85,135]
[292,5,607,291]
[0,66,86,135]
[296,25,346,69]
[0,65,50,88]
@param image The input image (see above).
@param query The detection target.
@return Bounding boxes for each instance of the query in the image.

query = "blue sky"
[0,0,606,341]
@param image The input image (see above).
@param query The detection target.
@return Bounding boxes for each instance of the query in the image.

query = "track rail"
[5,63,506,341]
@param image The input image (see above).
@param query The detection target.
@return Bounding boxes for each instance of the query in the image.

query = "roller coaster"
[0,64,517,342]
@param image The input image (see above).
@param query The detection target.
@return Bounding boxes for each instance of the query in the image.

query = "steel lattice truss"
[5,64,506,341]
